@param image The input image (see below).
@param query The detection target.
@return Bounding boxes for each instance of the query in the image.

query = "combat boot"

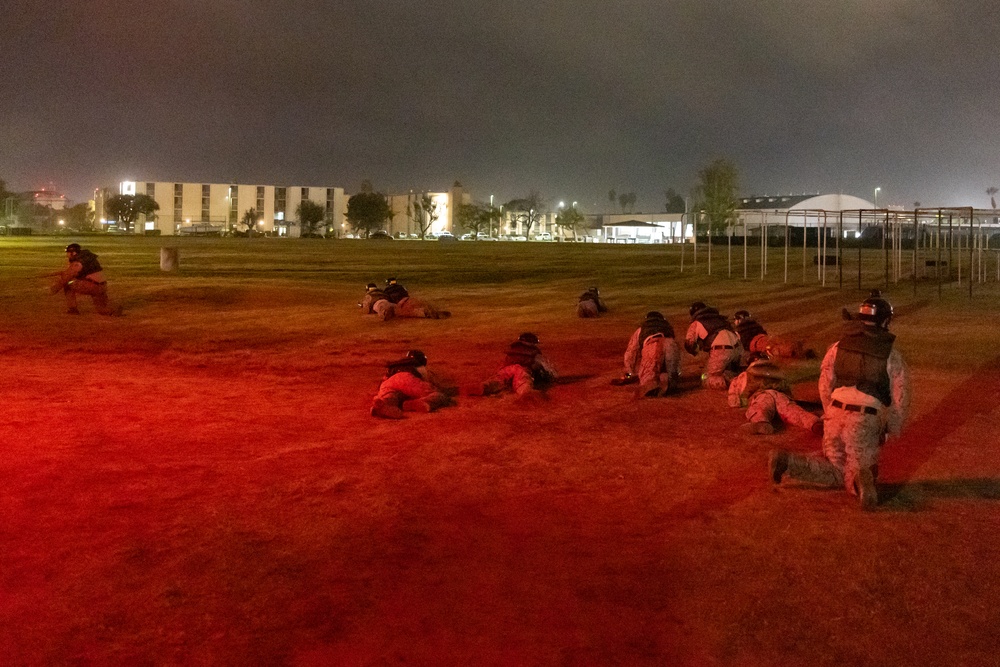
[657,372,672,396]
[740,421,775,435]
[637,381,659,398]
[370,399,405,419]
[857,467,878,511]
[768,450,789,484]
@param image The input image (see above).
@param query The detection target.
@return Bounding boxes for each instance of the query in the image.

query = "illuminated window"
[275,187,286,216]
[174,183,183,222]
[201,184,210,222]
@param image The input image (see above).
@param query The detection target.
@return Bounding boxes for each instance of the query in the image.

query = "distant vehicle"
[437,232,458,243]
[533,232,553,241]
[460,233,475,240]
[478,233,499,241]
[368,230,393,240]
[510,235,527,241]
[178,223,223,236]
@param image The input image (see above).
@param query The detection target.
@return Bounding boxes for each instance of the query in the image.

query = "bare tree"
[240,208,261,237]
[408,193,440,239]
[505,191,546,237]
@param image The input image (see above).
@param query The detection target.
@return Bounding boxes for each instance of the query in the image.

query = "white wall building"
[383,182,471,238]
[95,180,346,236]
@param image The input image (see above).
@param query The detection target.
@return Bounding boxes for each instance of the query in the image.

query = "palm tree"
[987,187,998,209]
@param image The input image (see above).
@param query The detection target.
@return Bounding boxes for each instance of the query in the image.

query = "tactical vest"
[579,290,598,304]
[77,250,103,279]
[833,322,895,406]
[694,308,731,347]
[735,318,767,349]
[367,288,389,302]
[387,361,422,378]
[384,284,409,304]
[639,317,675,343]
[503,341,539,368]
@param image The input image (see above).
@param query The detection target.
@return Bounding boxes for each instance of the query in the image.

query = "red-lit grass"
[2,237,999,665]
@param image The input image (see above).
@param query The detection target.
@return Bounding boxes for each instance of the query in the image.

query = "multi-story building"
[94,180,346,236]
[382,182,470,238]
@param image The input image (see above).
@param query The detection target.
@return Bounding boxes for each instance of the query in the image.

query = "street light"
[874,187,881,209]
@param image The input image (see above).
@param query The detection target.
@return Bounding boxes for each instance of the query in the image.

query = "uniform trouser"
[637,336,681,389]
[65,280,112,315]
[786,407,884,490]
[483,364,534,396]
[372,373,447,411]
[372,300,397,321]
[577,301,599,318]
[746,389,820,431]
[397,296,436,318]
[748,333,804,359]
[703,345,742,389]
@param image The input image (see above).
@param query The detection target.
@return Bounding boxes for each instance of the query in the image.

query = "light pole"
[874,187,881,209]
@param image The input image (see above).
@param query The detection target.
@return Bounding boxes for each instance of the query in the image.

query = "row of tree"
[0,158,743,238]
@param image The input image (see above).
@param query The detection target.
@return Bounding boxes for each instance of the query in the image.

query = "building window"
[229,185,238,224]
[256,186,265,213]
[275,187,286,217]
[301,187,309,201]
[146,182,155,197]
[174,183,183,222]
[201,184,211,222]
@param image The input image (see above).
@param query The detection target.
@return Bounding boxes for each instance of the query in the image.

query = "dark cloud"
[2,0,999,208]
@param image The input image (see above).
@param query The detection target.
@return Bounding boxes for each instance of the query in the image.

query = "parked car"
[437,232,458,243]
[533,232,553,241]
[368,230,393,240]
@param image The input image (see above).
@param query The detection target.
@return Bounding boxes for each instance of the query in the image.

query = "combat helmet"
[65,243,81,254]
[518,332,539,345]
[689,301,706,317]
[733,310,751,325]
[404,349,427,366]
[858,292,893,329]
[646,311,665,320]
[366,282,378,291]
[387,349,427,376]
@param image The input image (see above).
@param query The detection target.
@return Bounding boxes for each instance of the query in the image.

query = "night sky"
[3,0,999,209]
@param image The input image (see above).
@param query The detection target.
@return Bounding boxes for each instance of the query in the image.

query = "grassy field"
[2,236,999,665]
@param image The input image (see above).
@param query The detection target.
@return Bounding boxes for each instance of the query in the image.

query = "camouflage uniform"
[734,314,805,361]
[383,280,448,319]
[685,304,742,390]
[51,247,114,316]
[577,288,607,318]
[778,321,910,497]
[729,363,820,434]
[361,286,397,321]
[478,336,557,397]
[624,313,681,396]
[370,354,452,418]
